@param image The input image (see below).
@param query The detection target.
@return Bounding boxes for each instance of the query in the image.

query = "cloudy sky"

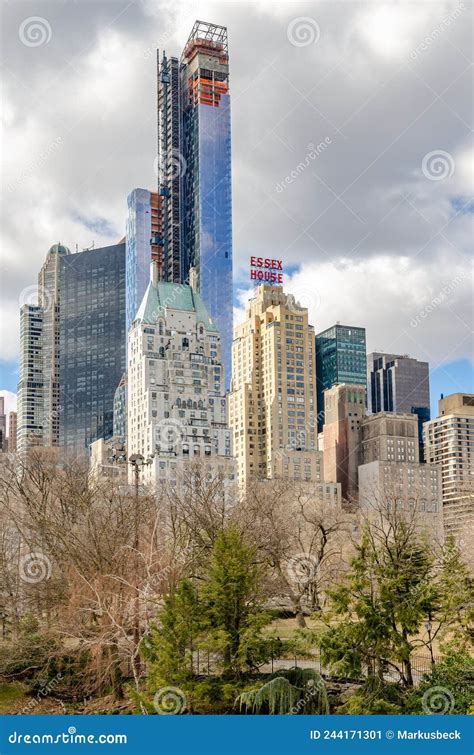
[0,0,472,417]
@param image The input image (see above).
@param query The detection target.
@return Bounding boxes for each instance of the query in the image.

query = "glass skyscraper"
[59,243,126,456]
[367,352,430,459]
[156,21,233,385]
[315,324,367,430]
[125,188,162,335]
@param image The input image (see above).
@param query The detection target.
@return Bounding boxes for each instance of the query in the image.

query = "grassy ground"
[0,682,27,713]
[266,615,444,655]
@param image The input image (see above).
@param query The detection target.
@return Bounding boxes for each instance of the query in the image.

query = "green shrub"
[406,650,474,715]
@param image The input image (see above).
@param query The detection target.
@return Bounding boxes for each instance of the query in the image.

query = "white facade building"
[127,263,234,488]
[424,393,474,538]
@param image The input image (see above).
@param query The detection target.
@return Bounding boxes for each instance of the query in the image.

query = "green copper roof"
[135,281,218,332]
[48,243,70,255]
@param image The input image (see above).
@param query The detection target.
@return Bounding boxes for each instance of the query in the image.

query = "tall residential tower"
[157,21,233,384]
[424,393,474,539]
[228,285,324,487]
[16,243,70,457]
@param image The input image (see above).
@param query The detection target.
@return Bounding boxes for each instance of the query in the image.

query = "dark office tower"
[367,352,430,459]
[156,21,233,385]
[59,244,126,457]
[315,324,367,431]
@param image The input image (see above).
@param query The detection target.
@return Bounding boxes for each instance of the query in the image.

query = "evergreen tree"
[142,579,201,689]
[200,527,269,673]
[321,517,437,687]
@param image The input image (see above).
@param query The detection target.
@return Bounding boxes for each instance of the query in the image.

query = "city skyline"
[1,2,473,417]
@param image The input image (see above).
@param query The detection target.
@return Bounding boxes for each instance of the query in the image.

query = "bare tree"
[240,479,352,627]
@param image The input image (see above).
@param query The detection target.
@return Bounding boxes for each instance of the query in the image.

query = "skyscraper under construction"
[156,21,233,384]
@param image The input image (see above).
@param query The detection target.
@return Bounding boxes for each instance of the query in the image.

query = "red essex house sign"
[249,256,284,284]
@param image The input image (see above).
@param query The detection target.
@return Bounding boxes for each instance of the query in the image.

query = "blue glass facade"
[59,244,126,456]
[316,324,367,430]
[126,188,153,335]
[183,96,233,386]
[113,372,127,439]
[157,22,233,387]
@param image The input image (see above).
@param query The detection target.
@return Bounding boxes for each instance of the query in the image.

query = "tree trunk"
[295,608,307,628]
[109,645,124,700]
[402,657,413,688]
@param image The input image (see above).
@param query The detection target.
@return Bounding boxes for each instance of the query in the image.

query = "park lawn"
[0,682,27,713]
[266,615,447,657]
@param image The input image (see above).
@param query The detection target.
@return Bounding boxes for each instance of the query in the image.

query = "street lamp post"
[128,453,153,677]
[425,617,435,666]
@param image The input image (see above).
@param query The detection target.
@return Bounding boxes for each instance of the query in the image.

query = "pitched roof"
[134,281,218,332]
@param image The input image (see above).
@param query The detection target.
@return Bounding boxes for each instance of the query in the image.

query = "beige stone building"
[358,461,444,539]
[322,383,366,500]
[89,437,128,481]
[424,393,474,538]
[228,285,322,487]
[360,412,419,465]
[8,411,17,454]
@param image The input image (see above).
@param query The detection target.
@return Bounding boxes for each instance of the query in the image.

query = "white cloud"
[354,4,431,60]
[0,0,472,392]
[235,250,472,367]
